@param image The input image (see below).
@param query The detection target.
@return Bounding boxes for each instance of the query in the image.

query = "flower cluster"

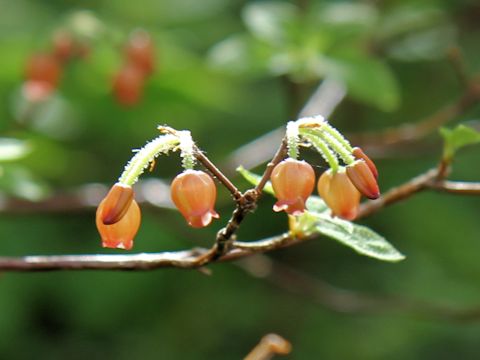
[113,30,156,106]
[96,129,219,250]
[23,30,89,102]
[96,119,378,251]
[271,117,380,220]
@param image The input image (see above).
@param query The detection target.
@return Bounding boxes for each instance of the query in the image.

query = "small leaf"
[0,138,31,162]
[236,166,274,195]
[440,125,480,160]
[297,212,405,262]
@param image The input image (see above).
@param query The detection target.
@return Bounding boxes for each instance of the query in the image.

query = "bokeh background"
[1,0,480,358]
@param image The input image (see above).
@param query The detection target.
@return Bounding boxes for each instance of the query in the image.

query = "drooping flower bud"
[271,158,315,215]
[25,53,61,87]
[52,30,76,63]
[125,30,155,75]
[346,160,380,199]
[113,64,145,106]
[96,195,141,250]
[171,170,219,228]
[317,168,360,221]
[352,147,378,179]
[99,183,134,225]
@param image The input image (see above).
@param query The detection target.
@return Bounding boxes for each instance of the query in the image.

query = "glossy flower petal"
[96,197,141,250]
[171,170,219,228]
[346,160,380,199]
[318,168,361,220]
[352,147,378,179]
[271,158,315,215]
[100,183,134,225]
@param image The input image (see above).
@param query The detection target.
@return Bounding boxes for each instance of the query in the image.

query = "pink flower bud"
[271,158,315,215]
[352,147,378,179]
[96,196,141,250]
[171,170,219,228]
[346,160,380,199]
[317,168,360,221]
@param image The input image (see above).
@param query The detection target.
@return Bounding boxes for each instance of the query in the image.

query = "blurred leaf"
[236,166,273,194]
[207,35,267,75]
[377,6,445,41]
[0,138,31,162]
[387,25,456,62]
[322,54,400,111]
[0,165,50,201]
[440,125,480,160]
[242,2,297,45]
[318,2,378,29]
[297,211,405,262]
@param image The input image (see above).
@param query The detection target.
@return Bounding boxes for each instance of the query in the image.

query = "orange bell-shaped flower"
[171,170,219,228]
[317,168,361,221]
[96,186,141,250]
[113,64,145,106]
[346,160,380,199]
[271,158,315,215]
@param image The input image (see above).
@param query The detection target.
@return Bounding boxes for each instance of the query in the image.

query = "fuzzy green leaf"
[440,125,480,160]
[297,212,405,262]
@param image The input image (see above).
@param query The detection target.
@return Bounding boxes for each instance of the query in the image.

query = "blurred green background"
[1,0,480,359]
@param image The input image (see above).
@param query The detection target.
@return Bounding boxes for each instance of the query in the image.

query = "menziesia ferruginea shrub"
[95,117,380,250]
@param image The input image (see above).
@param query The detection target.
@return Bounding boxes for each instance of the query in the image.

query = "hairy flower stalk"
[118,134,179,186]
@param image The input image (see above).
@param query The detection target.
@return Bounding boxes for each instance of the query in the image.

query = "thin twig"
[194,147,242,200]
[357,168,439,219]
[0,233,305,271]
[428,180,480,195]
[255,138,288,195]
[351,73,480,154]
